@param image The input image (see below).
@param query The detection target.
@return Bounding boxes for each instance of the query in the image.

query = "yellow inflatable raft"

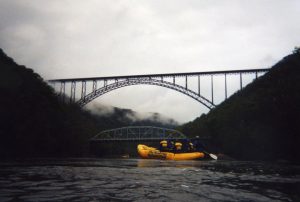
[137,144,205,160]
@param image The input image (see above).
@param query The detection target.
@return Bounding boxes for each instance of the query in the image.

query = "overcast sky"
[0,0,299,123]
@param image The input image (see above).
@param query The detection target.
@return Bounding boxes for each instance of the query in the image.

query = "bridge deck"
[48,68,270,82]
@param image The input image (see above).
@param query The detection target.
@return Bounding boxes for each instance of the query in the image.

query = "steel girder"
[77,78,216,109]
[48,68,270,82]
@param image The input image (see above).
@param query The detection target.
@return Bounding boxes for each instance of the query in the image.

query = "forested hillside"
[179,48,300,162]
[0,49,177,158]
[0,49,100,157]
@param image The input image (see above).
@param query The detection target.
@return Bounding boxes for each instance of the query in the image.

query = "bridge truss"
[48,69,269,109]
[91,126,187,141]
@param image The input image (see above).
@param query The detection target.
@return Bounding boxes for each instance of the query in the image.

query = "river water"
[0,158,299,202]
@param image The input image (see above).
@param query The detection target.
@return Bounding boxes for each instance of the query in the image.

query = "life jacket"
[175,142,182,150]
[160,140,168,148]
[189,142,194,150]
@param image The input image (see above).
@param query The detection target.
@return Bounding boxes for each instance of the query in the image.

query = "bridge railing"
[48,68,270,82]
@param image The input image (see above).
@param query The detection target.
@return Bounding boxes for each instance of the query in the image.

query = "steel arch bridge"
[81,78,214,108]
[91,126,187,141]
[48,68,269,109]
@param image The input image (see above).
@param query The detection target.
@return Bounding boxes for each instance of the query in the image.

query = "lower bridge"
[89,126,211,157]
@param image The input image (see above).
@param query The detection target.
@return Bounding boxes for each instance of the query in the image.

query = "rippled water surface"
[0,159,300,201]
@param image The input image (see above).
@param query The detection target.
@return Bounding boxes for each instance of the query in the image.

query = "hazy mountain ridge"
[179,48,300,162]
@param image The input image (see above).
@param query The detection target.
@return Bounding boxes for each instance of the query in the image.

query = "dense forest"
[0,49,177,158]
[179,48,300,162]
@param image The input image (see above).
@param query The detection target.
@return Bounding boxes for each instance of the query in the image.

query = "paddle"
[192,136,218,160]
[203,151,218,160]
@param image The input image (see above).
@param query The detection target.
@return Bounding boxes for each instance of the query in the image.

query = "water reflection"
[137,159,204,168]
[0,159,299,201]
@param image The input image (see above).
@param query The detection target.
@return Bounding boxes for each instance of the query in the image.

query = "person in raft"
[159,140,167,151]
[168,140,175,151]
[188,141,194,151]
[192,136,205,152]
[174,141,183,153]
[179,139,195,152]
[179,139,187,151]
[159,140,174,152]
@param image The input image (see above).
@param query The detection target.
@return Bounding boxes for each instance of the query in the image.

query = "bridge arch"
[78,78,215,109]
[91,126,187,141]
[48,69,270,110]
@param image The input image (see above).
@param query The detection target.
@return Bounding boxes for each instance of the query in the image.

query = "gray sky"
[1,0,299,123]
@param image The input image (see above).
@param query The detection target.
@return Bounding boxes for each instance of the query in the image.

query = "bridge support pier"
[225,73,227,99]
[70,81,76,103]
[81,81,86,101]
[240,73,243,90]
[211,75,214,104]
[92,80,97,94]
[59,82,65,102]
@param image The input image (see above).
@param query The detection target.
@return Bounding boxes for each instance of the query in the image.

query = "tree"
[293,46,300,54]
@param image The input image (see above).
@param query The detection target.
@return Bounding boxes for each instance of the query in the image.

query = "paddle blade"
[209,153,218,160]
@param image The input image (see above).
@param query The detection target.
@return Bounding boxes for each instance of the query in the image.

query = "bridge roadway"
[49,68,269,82]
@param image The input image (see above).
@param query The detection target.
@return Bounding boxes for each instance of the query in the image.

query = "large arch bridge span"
[48,68,270,109]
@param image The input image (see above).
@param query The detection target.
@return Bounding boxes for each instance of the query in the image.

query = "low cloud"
[86,102,116,117]
[86,102,179,126]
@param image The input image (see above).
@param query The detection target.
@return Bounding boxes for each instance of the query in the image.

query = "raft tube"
[137,144,205,160]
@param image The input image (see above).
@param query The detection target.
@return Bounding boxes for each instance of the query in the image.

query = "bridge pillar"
[198,75,201,95]
[104,79,107,89]
[211,75,214,104]
[59,81,65,102]
[81,81,86,101]
[225,73,227,99]
[185,75,188,89]
[70,81,76,103]
[92,80,97,94]
[240,73,243,90]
